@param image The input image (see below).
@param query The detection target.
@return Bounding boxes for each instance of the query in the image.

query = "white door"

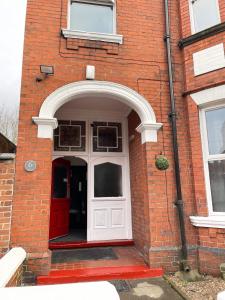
[88,156,132,241]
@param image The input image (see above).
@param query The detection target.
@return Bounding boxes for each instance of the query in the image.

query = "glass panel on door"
[94,162,122,197]
[53,166,68,198]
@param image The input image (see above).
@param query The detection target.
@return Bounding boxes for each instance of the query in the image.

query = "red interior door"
[49,158,71,240]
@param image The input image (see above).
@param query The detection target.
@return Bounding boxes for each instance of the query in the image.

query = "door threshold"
[49,239,134,250]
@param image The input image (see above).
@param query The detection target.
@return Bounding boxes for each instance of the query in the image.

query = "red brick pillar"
[11,129,52,275]
[0,158,15,256]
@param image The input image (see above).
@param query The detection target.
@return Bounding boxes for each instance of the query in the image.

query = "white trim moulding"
[190,216,225,229]
[33,81,163,143]
[62,29,123,44]
[190,84,225,107]
[0,247,26,288]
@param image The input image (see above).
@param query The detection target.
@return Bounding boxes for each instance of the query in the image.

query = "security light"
[36,65,54,82]
[40,65,54,76]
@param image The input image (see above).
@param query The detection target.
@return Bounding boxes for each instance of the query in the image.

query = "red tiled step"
[49,240,134,250]
[37,265,163,285]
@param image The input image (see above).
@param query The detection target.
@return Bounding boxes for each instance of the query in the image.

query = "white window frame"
[189,0,221,34]
[200,103,225,217]
[62,0,123,44]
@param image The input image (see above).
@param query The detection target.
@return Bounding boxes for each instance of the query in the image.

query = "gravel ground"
[168,275,225,300]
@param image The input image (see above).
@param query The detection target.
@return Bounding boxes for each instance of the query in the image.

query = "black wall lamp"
[36,65,54,82]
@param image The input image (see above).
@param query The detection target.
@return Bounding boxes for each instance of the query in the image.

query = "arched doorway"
[32,81,162,143]
[33,81,163,245]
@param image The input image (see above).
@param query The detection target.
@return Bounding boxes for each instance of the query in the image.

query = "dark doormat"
[52,247,118,263]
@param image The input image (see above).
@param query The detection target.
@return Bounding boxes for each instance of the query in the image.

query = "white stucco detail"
[193,44,225,76]
[190,216,225,229]
[190,84,225,107]
[62,29,123,44]
[136,123,163,143]
[86,65,95,80]
[0,247,26,288]
[32,117,58,139]
[33,81,162,143]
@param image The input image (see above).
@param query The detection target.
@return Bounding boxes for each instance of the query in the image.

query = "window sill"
[190,215,225,229]
[62,29,123,44]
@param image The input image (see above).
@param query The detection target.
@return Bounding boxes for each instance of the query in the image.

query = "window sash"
[69,0,115,34]
[200,104,225,215]
[189,0,220,33]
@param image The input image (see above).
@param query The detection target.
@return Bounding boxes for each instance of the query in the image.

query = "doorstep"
[37,265,164,285]
[37,246,163,285]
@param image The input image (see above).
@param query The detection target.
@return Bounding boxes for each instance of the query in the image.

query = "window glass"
[192,0,220,32]
[94,162,122,197]
[54,120,86,152]
[60,125,81,147]
[98,127,117,148]
[93,122,122,152]
[205,107,225,155]
[53,166,68,198]
[70,2,113,34]
[208,160,225,212]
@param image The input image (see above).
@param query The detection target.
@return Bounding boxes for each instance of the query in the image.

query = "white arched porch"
[32,81,162,144]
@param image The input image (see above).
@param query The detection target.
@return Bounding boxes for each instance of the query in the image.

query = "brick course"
[0,159,15,257]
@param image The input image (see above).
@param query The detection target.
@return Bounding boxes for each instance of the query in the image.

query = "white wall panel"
[193,44,225,76]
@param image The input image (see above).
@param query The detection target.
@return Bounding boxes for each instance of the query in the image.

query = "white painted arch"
[33,81,162,143]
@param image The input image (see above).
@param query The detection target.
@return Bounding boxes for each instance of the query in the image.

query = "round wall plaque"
[24,160,37,172]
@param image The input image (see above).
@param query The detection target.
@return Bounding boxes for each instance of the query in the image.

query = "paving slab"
[110,278,183,300]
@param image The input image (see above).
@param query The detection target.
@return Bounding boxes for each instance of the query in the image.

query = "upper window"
[70,0,114,34]
[190,0,220,33]
[201,105,225,214]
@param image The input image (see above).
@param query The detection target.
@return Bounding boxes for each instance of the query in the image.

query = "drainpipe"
[163,0,189,270]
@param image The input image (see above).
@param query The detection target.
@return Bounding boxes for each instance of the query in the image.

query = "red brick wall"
[13,0,203,275]
[179,0,225,275]
[6,264,24,287]
[0,159,15,256]
[128,111,150,262]
[179,0,225,93]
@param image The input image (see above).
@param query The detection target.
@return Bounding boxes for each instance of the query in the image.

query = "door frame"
[52,113,132,241]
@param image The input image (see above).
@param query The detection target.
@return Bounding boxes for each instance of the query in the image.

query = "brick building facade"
[1,0,225,278]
